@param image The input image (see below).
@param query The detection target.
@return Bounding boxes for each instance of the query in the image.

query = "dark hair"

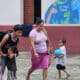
[13,24,23,32]
[36,17,44,25]
[61,39,66,44]
[9,46,18,53]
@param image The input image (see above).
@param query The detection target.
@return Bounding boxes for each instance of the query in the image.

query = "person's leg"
[63,69,70,79]
[26,68,34,80]
[7,70,17,80]
[0,65,2,80]
[13,71,17,79]
[12,59,17,80]
[12,71,17,80]
[1,57,6,75]
[56,64,62,79]
[7,58,17,80]
[42,68,48,80]
[7,70,12,80]
[58,70,61,79]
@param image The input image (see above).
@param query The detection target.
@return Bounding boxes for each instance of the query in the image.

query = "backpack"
[0,30,12,42]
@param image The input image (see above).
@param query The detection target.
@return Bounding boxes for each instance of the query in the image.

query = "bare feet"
[58,78,62,80]
[66,74,70,79]
[26,76,29,80]
[58,77,62,80]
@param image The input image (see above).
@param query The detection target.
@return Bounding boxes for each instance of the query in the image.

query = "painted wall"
[0,26,80,53]
[0,0,23,25]
[42,0,80,24]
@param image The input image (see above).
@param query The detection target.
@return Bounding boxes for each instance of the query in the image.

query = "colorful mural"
[44,0,80,24]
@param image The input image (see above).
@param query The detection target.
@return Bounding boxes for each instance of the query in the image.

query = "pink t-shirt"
[29,28,48,53]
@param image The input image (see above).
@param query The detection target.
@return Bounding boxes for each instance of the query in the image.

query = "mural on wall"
[42,0,80,24]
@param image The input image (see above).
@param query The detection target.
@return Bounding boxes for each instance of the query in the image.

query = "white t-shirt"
[56,46,67,66]
[29,28,48,53]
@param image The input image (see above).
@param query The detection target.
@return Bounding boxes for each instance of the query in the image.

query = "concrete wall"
[0,26,80,54]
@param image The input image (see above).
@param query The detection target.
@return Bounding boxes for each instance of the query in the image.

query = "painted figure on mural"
[45,0,80,24]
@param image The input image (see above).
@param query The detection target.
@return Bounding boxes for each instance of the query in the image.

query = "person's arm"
[55,54,64,58]
[0,34,9,56]
[47,38,53,54]
[46,7,58,23]
[16,39,19,57]
[29,36,39,58]
[43,28,53,54]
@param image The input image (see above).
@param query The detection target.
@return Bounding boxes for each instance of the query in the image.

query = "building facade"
[0,0,80,53]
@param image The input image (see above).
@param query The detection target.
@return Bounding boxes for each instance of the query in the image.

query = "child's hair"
[36,17,44,25]
[61,39,66,44]
[9,46,18,53]
[13,24,23,32]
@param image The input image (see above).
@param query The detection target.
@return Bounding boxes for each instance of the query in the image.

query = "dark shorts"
[7,57,17,71]
[56,64,66,70]
[1,56,17,75]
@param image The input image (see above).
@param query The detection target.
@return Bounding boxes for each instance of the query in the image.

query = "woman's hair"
[13,24,23,32]
[36,17,44,25]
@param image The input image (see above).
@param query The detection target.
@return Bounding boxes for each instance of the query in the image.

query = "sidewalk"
[3,52,80,80]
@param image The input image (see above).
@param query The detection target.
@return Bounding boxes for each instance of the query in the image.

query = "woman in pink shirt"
[26,18,52,80]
